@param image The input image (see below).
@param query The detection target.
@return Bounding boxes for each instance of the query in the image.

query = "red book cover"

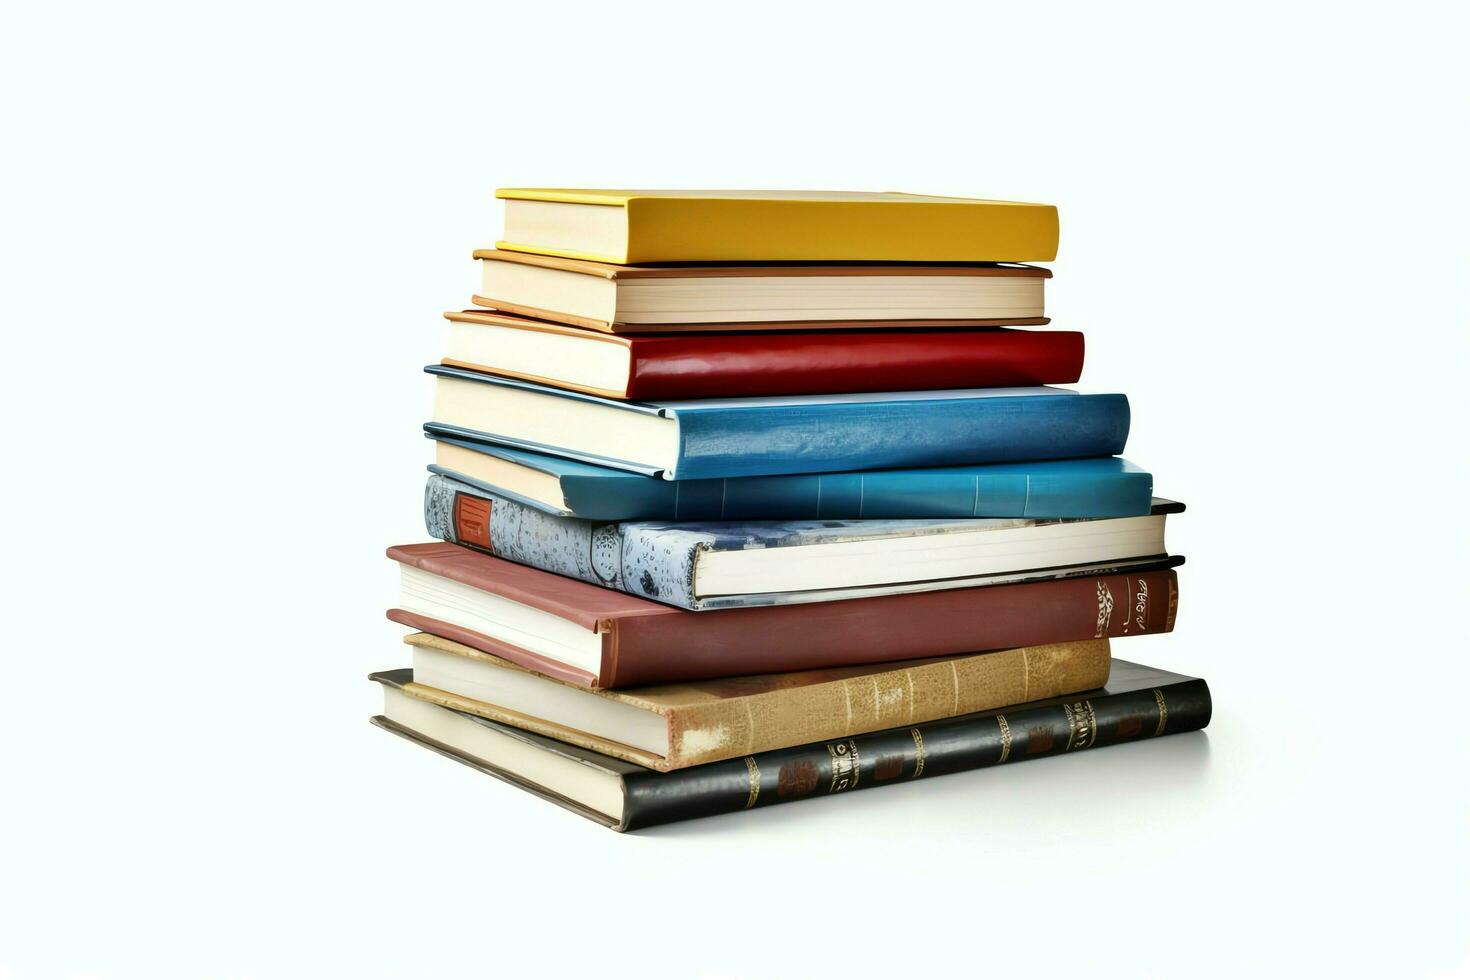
[387,544,1176,689]
[441,311,1083,400]
[622,327,1084,399]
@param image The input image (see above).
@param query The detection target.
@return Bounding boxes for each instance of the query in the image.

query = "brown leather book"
[387,543,1178,689]
[399,631,1111,771]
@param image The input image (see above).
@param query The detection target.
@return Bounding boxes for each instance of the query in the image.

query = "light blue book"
[425,473,1183,610]
[426,365,1130,480]
[428,433,1155,521]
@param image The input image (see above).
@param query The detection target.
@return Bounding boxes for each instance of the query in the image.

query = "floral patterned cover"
[424,474,1171,611]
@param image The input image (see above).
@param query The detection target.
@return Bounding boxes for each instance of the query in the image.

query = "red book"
[441,310,1084,400]
[388,543,1178,689]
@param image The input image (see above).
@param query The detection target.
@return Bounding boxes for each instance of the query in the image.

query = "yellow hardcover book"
[495,188,1060,265]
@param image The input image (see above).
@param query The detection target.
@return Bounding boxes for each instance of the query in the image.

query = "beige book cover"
[400,632,1111,771]
[470,248,1051,332]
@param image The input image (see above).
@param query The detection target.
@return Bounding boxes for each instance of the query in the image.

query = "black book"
[369,659,1211,832]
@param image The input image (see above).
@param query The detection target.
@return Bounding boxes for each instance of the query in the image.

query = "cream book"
[495,188,1060,264]
[398,631,1111,771]
[471,249,1050,331]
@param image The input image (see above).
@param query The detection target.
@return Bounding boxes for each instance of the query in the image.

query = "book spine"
[669,393,1131,480]
[620,678,1211,830]
[662,640,1111,769]
[424,475,702,609]
[624,331,1083,401]
[559,462,1152,522]
[604,569,1177,687]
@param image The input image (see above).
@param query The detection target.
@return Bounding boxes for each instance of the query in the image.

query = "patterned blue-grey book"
[424,474,1182,611]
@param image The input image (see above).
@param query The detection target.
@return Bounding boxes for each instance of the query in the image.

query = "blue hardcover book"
[426,364,1130,480]
[428,433,1155,521]
[425,473,1182,610]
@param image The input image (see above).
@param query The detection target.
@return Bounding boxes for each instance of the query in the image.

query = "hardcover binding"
[386,608,601,688]
[368,660,1211,831]
[370,715,621,830]
[492,189,1061,264]
[442,313,1084,400]
[425,453,1157,523]
[617,669,1211,829]
[427,364,1132,480]
[398,632,1112,771]
[421,478,1176,611]
[388,541,1180,689]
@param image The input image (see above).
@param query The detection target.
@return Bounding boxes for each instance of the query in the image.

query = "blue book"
[428,433,1155,521]
[425,473,1182,610]
[426,364,1129,480]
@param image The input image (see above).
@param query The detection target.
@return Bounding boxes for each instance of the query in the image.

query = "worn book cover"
[397,631,1111,771]
[370,658,1210,830]
[388,541,1179,689]
[419,479,1179,609]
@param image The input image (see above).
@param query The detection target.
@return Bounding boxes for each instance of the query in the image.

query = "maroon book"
[387,543,1178,689]
[441,310,1083,400]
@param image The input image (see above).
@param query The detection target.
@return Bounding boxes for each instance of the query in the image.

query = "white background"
[2,2,1467,978]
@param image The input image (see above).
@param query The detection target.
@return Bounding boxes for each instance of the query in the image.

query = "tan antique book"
[472,249,1050,332]
[398,631,1112,772]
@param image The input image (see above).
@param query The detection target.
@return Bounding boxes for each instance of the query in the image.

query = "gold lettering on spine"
[1077,701,1098,749]
[910,728,926,779]
[1062,701,1098,751]
[826,739,861,794]
[996,714,1012,763]
[1133,578,1151,633]
[743,757,760,809]
[1153,689,1168,736]
[1095,581,1115,637]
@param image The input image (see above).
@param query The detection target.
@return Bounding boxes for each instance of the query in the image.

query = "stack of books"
[372,189,1212,831]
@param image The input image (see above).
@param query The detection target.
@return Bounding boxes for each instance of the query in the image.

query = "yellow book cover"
[495,188,1060,265]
